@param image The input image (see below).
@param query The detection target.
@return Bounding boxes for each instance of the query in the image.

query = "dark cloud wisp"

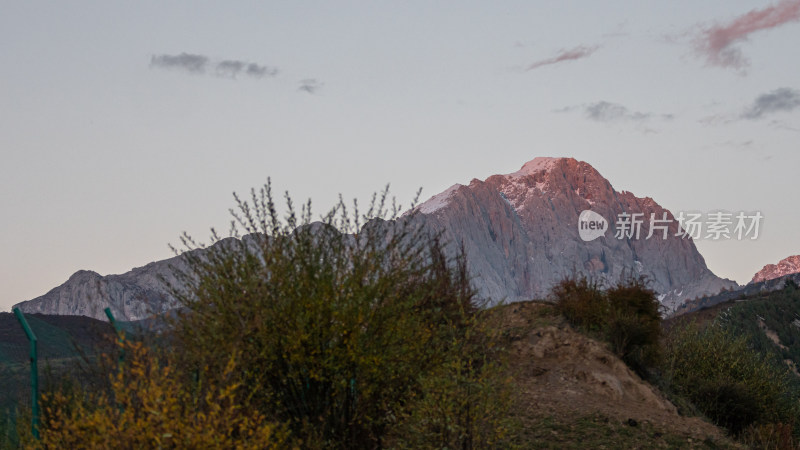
[245,63,278,78]
[693,0,800,70]
[526,45,599,71]
[298,79,323,94]
[151,53,278,80]
[742,87,800,119]
[585,101,650,122]
[150,53,209,74]
[579,101,672,122]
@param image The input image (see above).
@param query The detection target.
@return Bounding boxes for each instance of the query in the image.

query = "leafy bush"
[388,316,515,449]
[663,321,800,436]
[167,182,512,448]
[552,276,662,375]
[550,276,607,332]
[604,277,663,374]
[24,341,286,449]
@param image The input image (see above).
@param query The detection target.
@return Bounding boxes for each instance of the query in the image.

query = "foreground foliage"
[26,341,286,449]
[166,183,513,448]
[552,276,662,375]
[663,321,800,439]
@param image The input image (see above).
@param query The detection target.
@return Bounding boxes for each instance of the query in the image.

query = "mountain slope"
[411,157,736,310]
[494,302,736,447]
[13,255,188,321]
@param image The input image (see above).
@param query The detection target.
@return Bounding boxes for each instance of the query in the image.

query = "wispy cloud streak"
[694,0,800,70]
[151,53,278,79]
[298,79,323,94]
[526,45,599,71]
[150,53,209,74]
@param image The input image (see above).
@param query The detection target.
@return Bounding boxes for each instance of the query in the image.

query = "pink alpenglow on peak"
[508,157,562,178]
[406,156,735,311]
[751,255,800,283]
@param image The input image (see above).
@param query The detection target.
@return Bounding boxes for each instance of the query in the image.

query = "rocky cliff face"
[13,256,187,321]
[751,255,800,284]
[15,156,736,319]
[410,157,737,312]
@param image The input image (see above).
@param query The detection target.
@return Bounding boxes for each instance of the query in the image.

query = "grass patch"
[515,413,734,449]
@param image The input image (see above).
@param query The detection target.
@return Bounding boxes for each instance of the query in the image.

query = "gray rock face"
[751,255,800,284]
[14,156,737,319]
[410,157,737,312]
[13,256,187,321]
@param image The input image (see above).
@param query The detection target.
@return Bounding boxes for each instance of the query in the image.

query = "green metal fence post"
[12,308,39,440]
[104,307,125,362]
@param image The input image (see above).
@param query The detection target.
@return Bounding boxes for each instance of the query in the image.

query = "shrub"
[663,321,800,436]
[552,276,662,375]
[604,277,663,373]
[550,276,607,332]
[25,341,286,449]
[387,314,515,449]
[167,182,512,448]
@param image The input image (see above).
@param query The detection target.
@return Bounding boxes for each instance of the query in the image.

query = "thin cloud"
[246,63,278,78]
[298,78,323,94]
[586,102,644,121]
[556,102,672,134]
[526,45,599,71]
[583,101,669,122]
[769,119,800,131]
[694,0,800,71]
[150,53,209,74]
[216,60,245,78]
[742,87,800,119]
[151,53,278,80]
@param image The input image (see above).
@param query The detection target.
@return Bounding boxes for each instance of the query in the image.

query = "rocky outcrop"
[751,255,800,284]
[410,157,737,311]
[13,256,187,321]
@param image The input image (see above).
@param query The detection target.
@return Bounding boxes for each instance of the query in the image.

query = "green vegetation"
[515,413,731,449]
[718,280,800,367]
[552,275,800,446]
[552,275,662,375]
[663,321,800,438]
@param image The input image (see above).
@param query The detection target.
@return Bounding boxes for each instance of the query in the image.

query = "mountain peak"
[508,157,570,177]
[751,255,800,284]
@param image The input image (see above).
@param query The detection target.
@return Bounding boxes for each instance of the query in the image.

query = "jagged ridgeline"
[14,157,736,320]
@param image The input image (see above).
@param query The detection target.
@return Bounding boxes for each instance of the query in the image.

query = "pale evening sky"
[2,1,800,311]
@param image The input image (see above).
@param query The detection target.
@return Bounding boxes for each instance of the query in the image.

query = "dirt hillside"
[493,301,741,448]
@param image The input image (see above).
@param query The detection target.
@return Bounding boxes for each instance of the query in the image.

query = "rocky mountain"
[14,156,736,319]
[751,255,800,284]
[13,255,187,321]
[410,157,737,312]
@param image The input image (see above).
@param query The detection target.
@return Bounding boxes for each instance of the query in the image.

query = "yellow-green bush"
[25,341,288,449]
[388,315,515,449]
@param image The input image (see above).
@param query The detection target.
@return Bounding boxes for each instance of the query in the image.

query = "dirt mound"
[523,324,676,415]
[494,301,736,447]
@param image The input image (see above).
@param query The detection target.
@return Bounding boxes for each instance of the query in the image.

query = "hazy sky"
[2,1,800,312]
